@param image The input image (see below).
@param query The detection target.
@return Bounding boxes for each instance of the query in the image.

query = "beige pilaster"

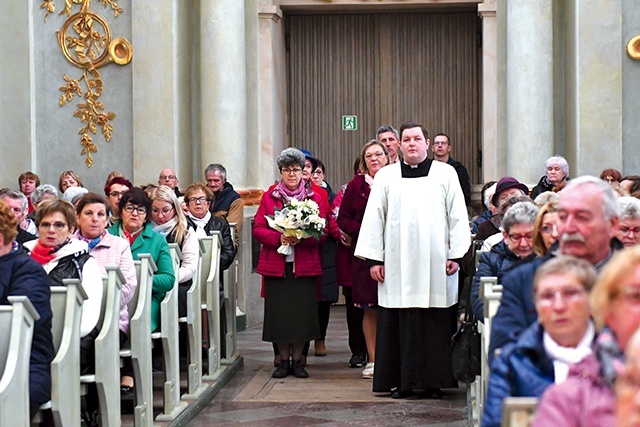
[478,1,499,182]
[0,1,33,186]
[257,5,287,189]
[200,0,248,187]
[506,0,554,182]
[131,2,194,185]
[564,0,622,176]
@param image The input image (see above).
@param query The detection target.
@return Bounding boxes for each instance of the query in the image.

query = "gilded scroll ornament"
[40,0,131,167]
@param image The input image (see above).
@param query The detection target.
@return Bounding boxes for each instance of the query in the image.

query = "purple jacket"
[329,185,352,287]
[532,353,614,427]
[337,174,377,305]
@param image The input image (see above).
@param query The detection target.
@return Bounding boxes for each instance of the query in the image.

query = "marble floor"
[186,305,469,427]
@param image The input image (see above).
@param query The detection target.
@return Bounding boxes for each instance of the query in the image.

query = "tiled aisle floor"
[187,305,469,426]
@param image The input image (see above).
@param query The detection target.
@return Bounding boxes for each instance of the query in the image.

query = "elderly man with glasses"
[157,168,183,197]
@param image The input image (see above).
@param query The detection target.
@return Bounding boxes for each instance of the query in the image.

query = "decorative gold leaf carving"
[41,0,131,167]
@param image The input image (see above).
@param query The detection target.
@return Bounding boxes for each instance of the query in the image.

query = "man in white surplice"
[354,121,470,399]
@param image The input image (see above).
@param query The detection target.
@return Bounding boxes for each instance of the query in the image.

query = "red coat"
[337,174,377,304]
[253,182,328,278]
[329,185,352,287]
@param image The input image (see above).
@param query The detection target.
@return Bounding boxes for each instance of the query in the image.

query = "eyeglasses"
[432,141,449,146]
[109,191,127,198]
[615,287,640,305]
[187,197,208,204]
[39,221,68,230]
[536,287,585,305]
[507,233,533,243]
[619,226,640,236]
[159,175,176,180]
[152,207,174,216]
[281,168,302,175]
[123,204,147,215]
[365,152,385,159]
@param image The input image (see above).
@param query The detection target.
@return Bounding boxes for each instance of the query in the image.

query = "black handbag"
[451,284,481,383]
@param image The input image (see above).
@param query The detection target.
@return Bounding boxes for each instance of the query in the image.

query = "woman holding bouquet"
[253,147,328,379]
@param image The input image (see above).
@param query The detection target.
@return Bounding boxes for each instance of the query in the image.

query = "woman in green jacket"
[108,187,175,396]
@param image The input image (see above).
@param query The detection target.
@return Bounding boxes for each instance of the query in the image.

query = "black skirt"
[262,264,321,343]
[372,306,459,392]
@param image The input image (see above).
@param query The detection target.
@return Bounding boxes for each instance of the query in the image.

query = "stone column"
[478,1,499,182]
[200,0,248,187]
[506,0,554,182]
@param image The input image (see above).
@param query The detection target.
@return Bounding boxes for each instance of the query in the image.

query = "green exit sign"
[342,115,357,131]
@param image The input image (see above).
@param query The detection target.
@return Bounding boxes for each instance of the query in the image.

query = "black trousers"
[342,287,366,355]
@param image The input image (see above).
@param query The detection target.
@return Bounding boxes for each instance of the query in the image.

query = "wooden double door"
[287,11,481,189]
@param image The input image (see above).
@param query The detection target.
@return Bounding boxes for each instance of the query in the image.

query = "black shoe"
[272,360,290,378]
[390,388,414,399]
[424,388,444,399]
[291,359,309,378]
[81,409,100,427]
[349,353,367,368]
[120,385,134,402]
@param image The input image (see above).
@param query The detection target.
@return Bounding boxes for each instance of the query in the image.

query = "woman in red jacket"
[337,140,390,380]
[253,147,328,379]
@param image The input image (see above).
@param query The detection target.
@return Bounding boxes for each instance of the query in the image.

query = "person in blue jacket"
[0,199,53,419]
[482,256,597,427]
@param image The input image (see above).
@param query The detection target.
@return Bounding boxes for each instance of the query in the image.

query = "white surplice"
[354,160,470,308]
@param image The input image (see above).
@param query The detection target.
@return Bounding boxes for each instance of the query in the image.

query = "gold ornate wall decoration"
[40,0,131,167]
[627,35,640,61]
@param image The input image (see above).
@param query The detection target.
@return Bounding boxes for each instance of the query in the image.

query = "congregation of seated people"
[6,143,640,427]
[1,166,239,425]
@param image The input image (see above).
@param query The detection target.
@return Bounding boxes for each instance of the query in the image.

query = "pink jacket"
[253,183,328,278]
[532,353,615,427]
[76,231,138,335]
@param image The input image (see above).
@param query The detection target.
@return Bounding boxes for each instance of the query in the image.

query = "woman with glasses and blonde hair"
[337,140,390,380]
[482,255,597,427]
[533,246,640,427]
[149,185,199,318]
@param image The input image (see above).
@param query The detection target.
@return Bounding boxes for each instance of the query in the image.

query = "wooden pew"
[202,231,223,380]
[80,266,124,427]
[153,244,187,421]
[501,397,538,427]
[480,276,502,410]
[181,237,212,399]
[222,223,239,363]
[48,280,88,426]
[121,256,153,427]
[0,296,40,426]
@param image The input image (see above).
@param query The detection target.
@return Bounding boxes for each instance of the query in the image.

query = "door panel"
[288,12,479,190]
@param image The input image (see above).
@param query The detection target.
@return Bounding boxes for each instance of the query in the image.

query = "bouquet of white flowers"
[266,198,326,255]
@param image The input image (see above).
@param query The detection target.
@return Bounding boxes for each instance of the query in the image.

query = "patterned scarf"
[270,178,314,203]
[77,230,106,251]
[594,326,625,388]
